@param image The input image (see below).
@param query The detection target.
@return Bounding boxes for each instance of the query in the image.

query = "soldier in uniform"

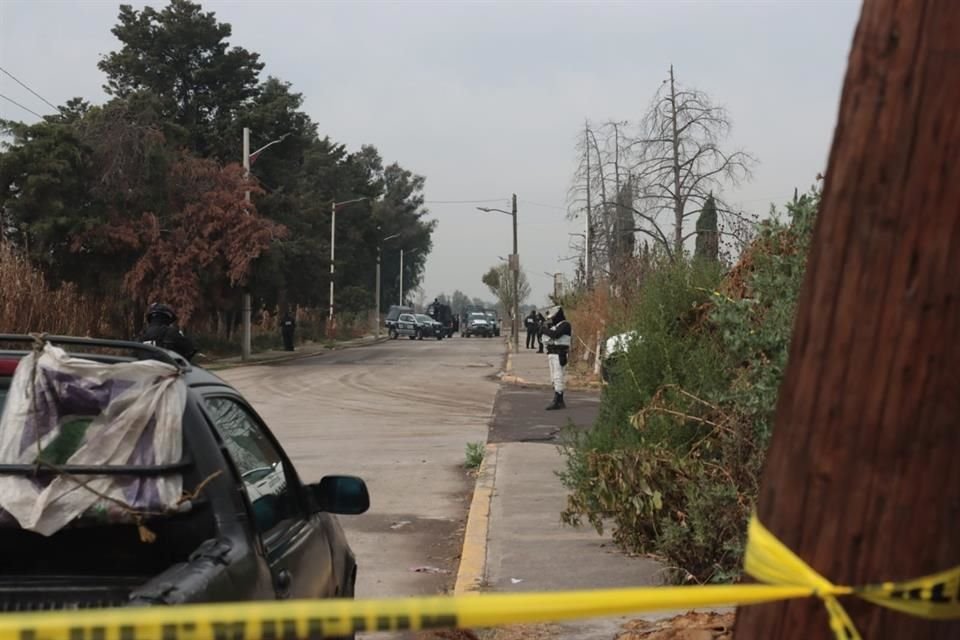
[542,306,572,410]
[138,303,197,362]
[281,311,296,351]
[525,309,539,349]
[535,309,546,353]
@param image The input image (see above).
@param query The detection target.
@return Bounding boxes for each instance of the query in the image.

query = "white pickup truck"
[601,330,641,382]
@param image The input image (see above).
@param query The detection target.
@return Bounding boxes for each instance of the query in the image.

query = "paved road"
[219,336,503,602]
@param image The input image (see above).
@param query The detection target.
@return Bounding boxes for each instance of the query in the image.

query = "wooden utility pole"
[735,1,960,638]
[584,121,592,289]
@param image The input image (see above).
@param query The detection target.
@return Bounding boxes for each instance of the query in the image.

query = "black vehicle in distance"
[426,302,456,338]
[415,314,444,340]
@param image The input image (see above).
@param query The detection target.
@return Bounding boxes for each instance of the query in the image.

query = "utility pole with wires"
[584,122,592,289]
[376,230,400,338]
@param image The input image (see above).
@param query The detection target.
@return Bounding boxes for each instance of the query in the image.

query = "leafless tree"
[567,67,754,278]
[482,263,531,321]
[629,66,755,257]
[567,120,633,284]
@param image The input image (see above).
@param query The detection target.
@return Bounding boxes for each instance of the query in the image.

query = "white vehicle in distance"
[601,330,641,382]
[461,312,493,338]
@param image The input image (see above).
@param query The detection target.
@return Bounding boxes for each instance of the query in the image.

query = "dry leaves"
[617,612,734,640]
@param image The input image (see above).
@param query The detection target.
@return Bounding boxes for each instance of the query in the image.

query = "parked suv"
[0,335,369,612]
[386,305,414,339]
[415,314,444,340]
[462,311,493,338]
[484,310,501,337]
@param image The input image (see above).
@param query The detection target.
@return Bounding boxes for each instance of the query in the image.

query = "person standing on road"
[542,306,572,410]
[280,311,296,351]
[138,303,198,363]
[524,309,539,349]
[535,310,546,353]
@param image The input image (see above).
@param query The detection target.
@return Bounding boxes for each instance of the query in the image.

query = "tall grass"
[2,242,372,353]
[0,243,127,337]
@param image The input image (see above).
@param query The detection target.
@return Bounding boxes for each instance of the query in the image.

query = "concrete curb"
[454,442,500,595]
[500,349,533,386]
[205,336,390,371]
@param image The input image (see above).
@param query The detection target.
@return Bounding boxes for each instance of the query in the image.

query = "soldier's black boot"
[546,392,565,411]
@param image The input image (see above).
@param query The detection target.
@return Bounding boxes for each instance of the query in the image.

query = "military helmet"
[146,302,177,324]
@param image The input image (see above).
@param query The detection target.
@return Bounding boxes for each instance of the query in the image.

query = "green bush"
[560,188,820,583]
[465,442,485,470]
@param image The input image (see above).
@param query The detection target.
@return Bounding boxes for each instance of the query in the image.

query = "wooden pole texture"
[734,1,960,638]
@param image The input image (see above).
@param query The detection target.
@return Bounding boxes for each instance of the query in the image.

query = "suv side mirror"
[306,475,370,515]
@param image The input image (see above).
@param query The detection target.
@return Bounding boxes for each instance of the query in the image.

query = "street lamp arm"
[335,197,369,209]
[383,233,401,242]
[329,196,371,327]
[476,206,514,217]
[478,194,520,353]
[250,132,292,158]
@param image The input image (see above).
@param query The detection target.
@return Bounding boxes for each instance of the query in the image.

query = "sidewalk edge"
[454,442,499,595]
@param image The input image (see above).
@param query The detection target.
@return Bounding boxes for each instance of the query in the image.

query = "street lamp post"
[328,197,369,332]
[477,194,519,352]
[241,127,290,361]
[376,232,400,338]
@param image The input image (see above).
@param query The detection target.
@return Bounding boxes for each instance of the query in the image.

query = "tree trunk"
[734,1,960,638]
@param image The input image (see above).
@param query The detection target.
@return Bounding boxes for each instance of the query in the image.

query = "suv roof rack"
[0,459,192,477]
[0,334,189,370]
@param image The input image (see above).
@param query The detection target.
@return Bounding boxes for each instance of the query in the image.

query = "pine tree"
[694,193,719,261]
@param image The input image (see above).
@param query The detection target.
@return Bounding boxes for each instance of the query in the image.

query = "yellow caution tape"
[0,515,956,640]
[744,515,960,639]
[0,585,812,640]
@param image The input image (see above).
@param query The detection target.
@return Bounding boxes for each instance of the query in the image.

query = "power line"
[519,199,567,211]
[0,65,59,112]
[423,198,507,204]
[0,93,44,119]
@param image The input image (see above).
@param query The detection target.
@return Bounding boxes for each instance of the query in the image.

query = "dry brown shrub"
[0,243,121,336]
[618,611,733,640]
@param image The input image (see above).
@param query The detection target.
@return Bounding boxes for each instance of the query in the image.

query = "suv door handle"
[275,569,292,596]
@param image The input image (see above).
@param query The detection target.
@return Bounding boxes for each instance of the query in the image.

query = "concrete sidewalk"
[458,351,665,640]
[503,346,601,391]
[204,334,388,370]
[501,345,552,386]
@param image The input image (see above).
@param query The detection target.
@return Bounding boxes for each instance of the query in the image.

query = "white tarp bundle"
[0,343,187,536]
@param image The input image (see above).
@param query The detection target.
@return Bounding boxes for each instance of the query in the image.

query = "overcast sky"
[1,0,862,305]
